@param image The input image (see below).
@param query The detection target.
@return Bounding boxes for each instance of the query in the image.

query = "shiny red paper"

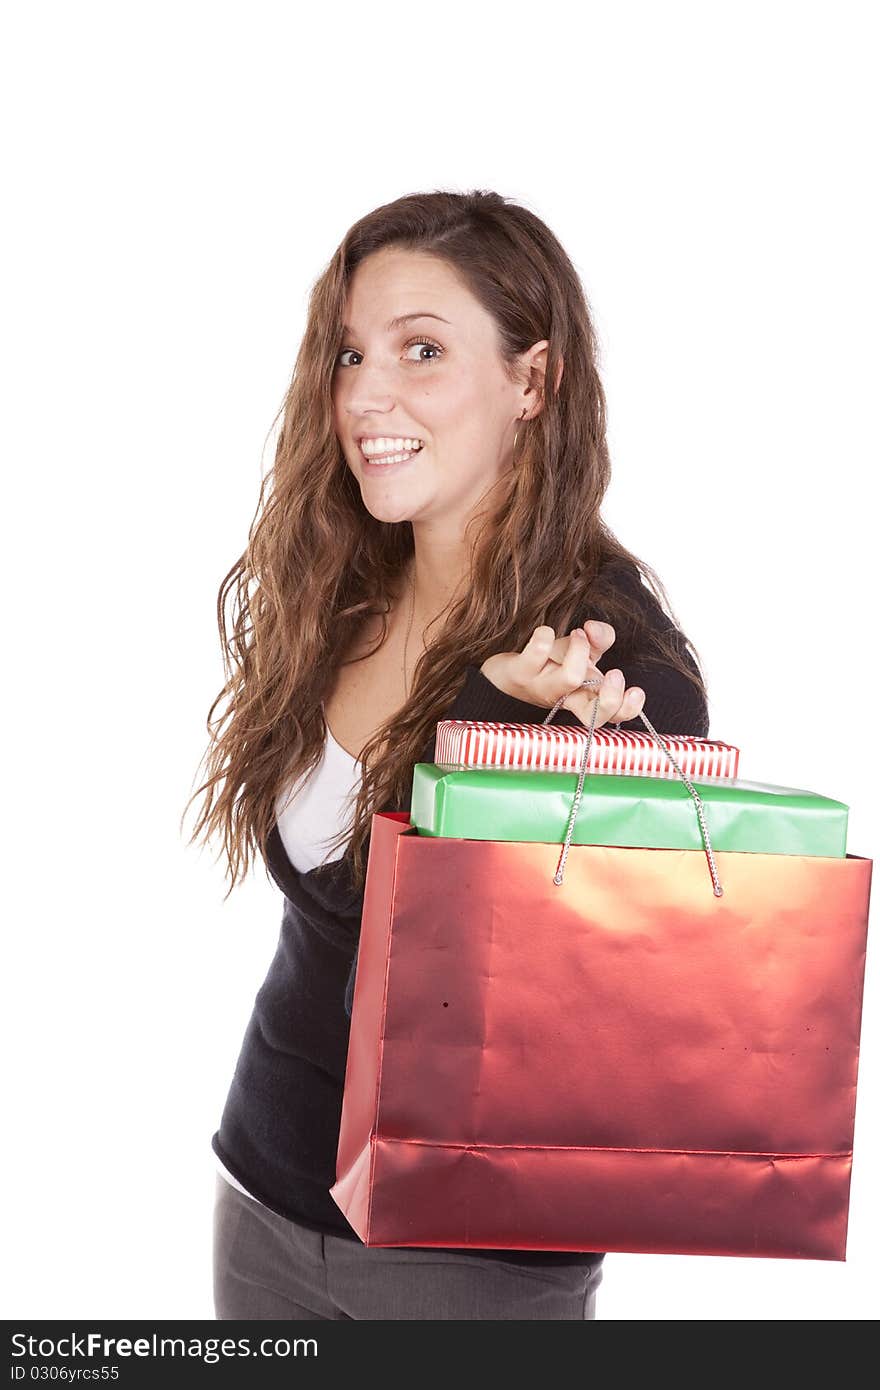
[330,812,873,1260]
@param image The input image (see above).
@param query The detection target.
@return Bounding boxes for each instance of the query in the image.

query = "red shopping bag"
[330,810,872,1260]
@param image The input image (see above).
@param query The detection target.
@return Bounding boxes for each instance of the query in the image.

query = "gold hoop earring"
[513,410,527,458]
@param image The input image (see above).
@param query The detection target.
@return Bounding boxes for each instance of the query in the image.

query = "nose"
[338,352,407,413]
[345,402,398,441]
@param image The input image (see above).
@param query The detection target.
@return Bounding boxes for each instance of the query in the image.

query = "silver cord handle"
[542,680,723,897]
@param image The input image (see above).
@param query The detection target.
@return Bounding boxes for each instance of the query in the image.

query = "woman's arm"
[347,569,708,1016]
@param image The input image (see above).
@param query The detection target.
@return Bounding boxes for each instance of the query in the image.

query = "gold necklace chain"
[402,563,416,697]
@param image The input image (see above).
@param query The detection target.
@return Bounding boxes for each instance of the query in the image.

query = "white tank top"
[215,713,361,1206]
[274,717,362,871]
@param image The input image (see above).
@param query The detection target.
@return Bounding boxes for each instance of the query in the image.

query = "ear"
[520,341,564,416]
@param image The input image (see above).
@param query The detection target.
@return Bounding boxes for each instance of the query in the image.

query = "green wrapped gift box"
[410,763,848,858]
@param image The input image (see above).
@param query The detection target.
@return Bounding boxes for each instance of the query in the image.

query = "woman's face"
[332,247,542,528]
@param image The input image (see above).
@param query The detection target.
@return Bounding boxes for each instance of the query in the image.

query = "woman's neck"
[400,553,469,635]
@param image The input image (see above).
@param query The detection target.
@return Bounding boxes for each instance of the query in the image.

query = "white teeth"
[360,436,424,456]
[365,449,415,466]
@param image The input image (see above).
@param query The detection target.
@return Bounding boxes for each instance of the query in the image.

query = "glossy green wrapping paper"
[410,764,848,857]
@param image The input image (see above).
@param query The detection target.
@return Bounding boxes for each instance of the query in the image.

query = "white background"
[3,0,877,1322]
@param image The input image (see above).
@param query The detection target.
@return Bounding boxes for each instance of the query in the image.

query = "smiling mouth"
[360,443,425,467]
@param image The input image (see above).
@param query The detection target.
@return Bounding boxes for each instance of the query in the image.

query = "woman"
[185,189,710,1320]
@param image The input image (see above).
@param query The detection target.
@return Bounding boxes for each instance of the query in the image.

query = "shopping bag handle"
[543,680,724,898]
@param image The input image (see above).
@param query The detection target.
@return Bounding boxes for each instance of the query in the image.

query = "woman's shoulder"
[591,555,669,620]
[584,557,676,656]
[588,556,709,736]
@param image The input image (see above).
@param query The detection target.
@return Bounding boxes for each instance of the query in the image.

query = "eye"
[335,336,445,368]
[402,336,444,363]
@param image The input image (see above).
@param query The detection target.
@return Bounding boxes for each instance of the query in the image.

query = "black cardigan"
[212,562,709,1265]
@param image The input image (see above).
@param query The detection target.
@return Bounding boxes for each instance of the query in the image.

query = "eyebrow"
[341,312,451,337]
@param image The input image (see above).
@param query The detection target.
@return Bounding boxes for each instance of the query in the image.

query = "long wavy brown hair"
[182,188,707,899]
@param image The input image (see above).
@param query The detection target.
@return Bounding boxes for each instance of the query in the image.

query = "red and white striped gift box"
[434,720,740,780]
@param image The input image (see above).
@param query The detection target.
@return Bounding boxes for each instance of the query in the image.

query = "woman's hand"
[480,621,646,729]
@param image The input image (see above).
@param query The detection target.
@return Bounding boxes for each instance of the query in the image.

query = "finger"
[545,633,570,666]
[560,659,618,725]
[546,622,615,669]
[595,667,627,724]
[581,620,616,665]
[560,627,600,692]
[604,680,646,725]
[519,625,557,678]
[539,621,617,670]
[574,669,638,728]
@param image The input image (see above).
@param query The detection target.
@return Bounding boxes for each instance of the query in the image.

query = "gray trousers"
[213,1174,603,1320]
